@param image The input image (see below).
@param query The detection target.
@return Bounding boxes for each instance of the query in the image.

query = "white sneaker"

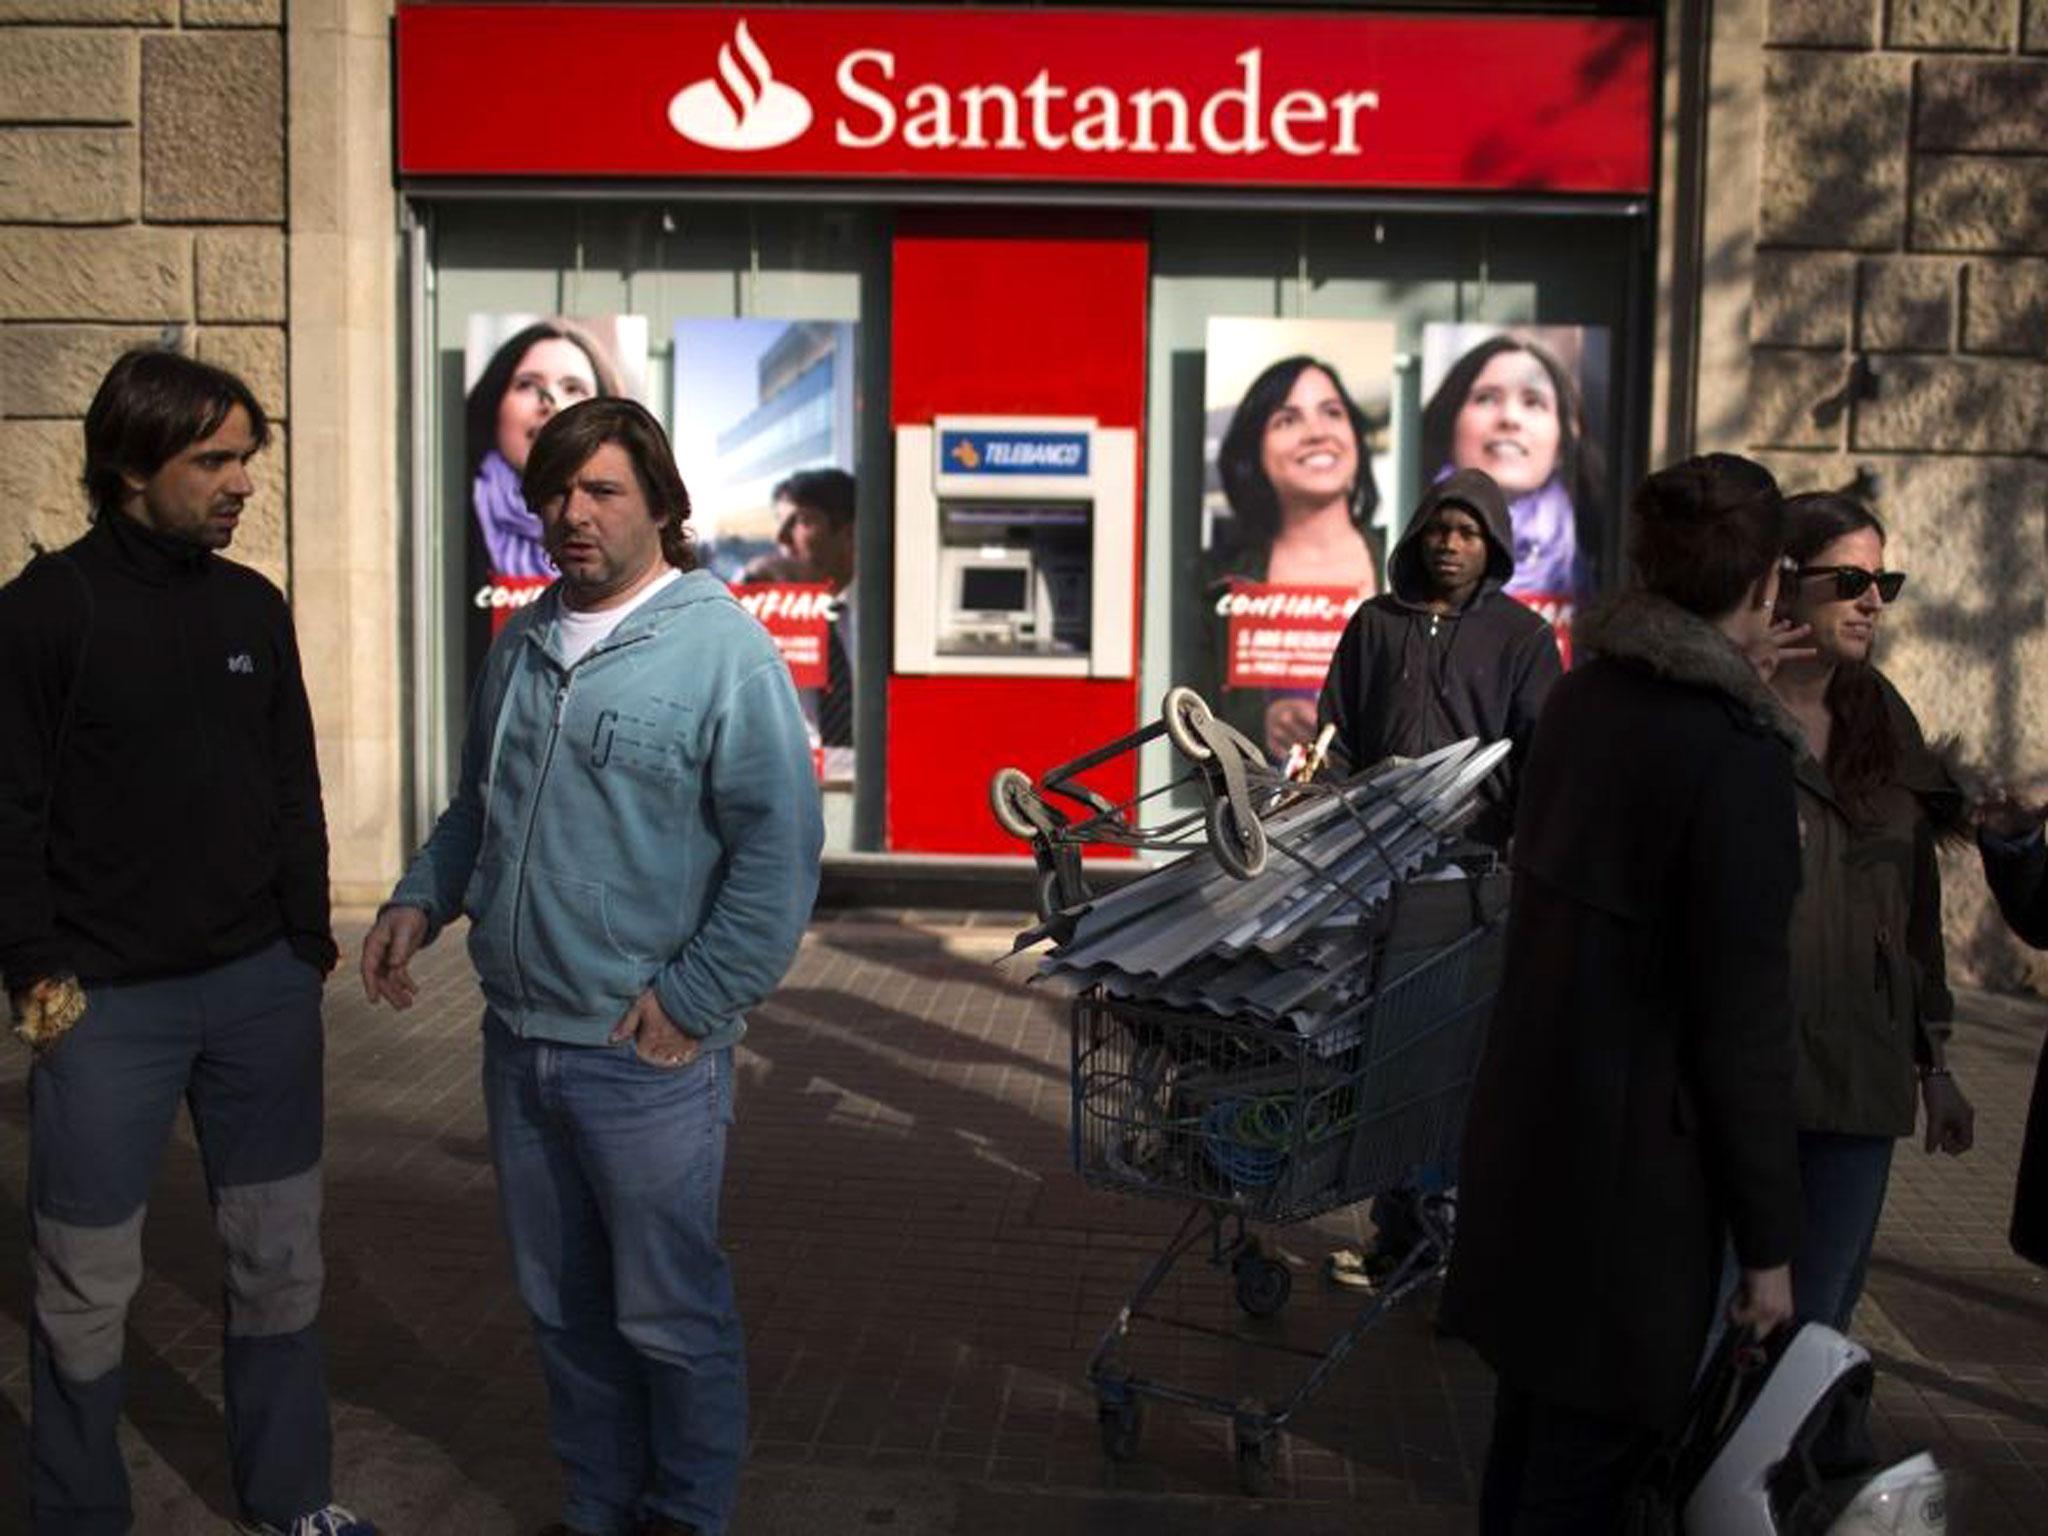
[237,1504,379,1536]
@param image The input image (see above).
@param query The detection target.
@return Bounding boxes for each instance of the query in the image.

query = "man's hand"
[1729,1263,1794,1341]
[1263,697,1317,760]
[360,905,429,1010]
[1922,1074,1975,1156]
[10,974,86,1051]
[610,988,700,1068]
[1746,619,1816,684]
[1975,781,2048,843]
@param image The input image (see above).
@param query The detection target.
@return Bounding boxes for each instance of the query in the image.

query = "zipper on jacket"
[503,629,657,1025]
[507,678,571,1022]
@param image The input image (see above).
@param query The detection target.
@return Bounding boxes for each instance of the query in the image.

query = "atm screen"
[961,567,1031,613]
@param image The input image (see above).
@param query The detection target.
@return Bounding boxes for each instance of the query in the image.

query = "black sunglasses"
[1796,565,1906,602]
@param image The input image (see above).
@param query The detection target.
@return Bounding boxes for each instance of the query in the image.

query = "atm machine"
[888,413,1139,854]
[894,415,1136,678]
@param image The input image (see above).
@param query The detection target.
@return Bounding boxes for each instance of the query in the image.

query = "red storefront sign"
[730,582,834,690]
[1220,581,1362,688]
[396,5,1655,193]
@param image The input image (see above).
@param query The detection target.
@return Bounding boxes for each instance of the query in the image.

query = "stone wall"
[1740,0,2048,988]
[0,0,289,588]
[0,0,402,906]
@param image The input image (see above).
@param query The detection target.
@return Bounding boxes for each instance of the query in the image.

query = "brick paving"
[1,911,2045,1534]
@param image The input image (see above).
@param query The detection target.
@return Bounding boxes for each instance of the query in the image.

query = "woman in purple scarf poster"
[465,318,627,579]
[1419,332,1607,652]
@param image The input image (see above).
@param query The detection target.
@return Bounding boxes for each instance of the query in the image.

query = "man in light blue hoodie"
[361,399,823,1536]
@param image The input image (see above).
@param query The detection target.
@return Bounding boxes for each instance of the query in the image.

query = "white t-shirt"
[556,568,682,668]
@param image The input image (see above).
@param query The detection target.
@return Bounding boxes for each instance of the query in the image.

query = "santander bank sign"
[397,5,1655,194]
[668,18,1378,161]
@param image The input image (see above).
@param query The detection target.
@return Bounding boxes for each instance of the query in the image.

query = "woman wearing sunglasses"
[1765,490,1975,1335]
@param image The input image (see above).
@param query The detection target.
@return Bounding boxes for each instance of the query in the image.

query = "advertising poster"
[1200,316,1397,762]
[672,318,860,784]
[1418,323,1612,665]
[460,313,652,686]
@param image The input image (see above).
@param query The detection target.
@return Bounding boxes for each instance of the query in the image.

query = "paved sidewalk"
[1,912,2044,1534]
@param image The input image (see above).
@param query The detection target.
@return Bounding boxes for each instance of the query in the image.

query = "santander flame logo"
[668,20,813,151]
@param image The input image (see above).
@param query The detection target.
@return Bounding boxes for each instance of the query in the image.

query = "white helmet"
[1682,1324,1946,1535]
[1822,1454,1946,1535]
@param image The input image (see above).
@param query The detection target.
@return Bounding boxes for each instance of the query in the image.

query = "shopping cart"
[1072,871,1507,1494]
[990,690,1511,1494]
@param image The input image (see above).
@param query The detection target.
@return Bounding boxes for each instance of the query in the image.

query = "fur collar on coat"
[1576,588,1804,754]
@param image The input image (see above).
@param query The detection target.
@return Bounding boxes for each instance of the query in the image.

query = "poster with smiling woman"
[1201,316,1397,764]
[462,313,650,625]
[1418,323,1612,663]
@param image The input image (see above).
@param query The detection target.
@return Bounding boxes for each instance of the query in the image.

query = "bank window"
[419,201,887,853]
[1140,208,1646,802]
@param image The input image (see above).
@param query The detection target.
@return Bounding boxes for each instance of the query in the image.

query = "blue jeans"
[1791,1130,1895,1332]
[1705,1128,1897,1365]
[483,1014,744,1536]
[29,940,331,1535]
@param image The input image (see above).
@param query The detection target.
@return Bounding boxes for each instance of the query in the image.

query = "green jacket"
[389,571,824,1049]
[1787,673,1958,1138]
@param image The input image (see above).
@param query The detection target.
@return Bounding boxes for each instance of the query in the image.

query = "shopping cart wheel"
[1234,1427,1276,1497]
[1233,1253,1292,1318]
[1162,686,1216,762]
[1206,795,1269,879]
[1096,1394,1144,1461]
[988,766,1040,840]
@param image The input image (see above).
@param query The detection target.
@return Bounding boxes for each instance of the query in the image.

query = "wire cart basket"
[992,691,1511,1495]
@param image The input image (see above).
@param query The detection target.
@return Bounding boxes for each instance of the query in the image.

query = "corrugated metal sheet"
[1023,738,1510,1035]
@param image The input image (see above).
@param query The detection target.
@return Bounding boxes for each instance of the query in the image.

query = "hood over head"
[1388,468,1515,601]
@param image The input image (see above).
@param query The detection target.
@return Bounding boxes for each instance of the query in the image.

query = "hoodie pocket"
[517,871,659,1014]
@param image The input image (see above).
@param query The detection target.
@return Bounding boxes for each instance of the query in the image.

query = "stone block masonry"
[1962,259,2048,355]
[1751,13,2048,990]
[0,29,138,122]
[0,6,289,593]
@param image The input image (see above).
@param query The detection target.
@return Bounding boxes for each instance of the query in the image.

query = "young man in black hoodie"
[1315,467,1562,1284]
[0,350,374,1535]
[1316,466,1562,844]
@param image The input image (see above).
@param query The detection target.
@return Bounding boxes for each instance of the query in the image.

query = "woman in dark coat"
[1767,493,1975,1332]
[1441,453,1805,1530]
[1978,793,2048,1266]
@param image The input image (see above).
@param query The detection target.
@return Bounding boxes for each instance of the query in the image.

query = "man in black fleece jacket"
[0,350,373,1536]
[1315,468,1561,1285]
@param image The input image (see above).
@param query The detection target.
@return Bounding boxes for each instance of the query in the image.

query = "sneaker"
[238,1505,378,1536]
[1325,1245,1399,1291]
